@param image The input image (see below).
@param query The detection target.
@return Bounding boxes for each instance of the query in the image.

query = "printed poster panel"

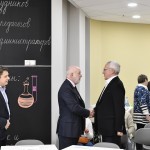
[7,67,51,145]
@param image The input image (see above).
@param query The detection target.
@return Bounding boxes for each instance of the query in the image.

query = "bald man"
[56,66,93,150]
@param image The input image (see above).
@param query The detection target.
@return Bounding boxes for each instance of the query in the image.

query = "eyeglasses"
[103,68,110,71]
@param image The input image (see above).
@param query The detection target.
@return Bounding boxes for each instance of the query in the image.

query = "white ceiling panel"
[68,0,150,24]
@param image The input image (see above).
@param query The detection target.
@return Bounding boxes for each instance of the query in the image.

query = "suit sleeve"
[60,88,90,118]
[0,117,7,129]
[111,80,125,132]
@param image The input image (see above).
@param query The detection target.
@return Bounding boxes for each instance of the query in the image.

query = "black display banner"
[0,0,51,65]
[0,0,51,145]
[7,67,51,145]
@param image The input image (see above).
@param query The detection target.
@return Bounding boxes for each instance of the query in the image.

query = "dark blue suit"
[0,91,10,146]
[56,79,90,149]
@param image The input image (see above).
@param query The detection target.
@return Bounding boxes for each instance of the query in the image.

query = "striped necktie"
[98,86,106,102]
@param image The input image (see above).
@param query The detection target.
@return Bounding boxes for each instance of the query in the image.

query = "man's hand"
[117,131,123,136]
[5,120,10,130]
[84,129,89,134]
[89,109,94,118]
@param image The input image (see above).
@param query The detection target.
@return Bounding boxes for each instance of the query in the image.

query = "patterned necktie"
[98,86,106,102]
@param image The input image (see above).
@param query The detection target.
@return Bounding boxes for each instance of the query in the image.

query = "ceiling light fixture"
[132,15,141,19]
[128,3,138,7]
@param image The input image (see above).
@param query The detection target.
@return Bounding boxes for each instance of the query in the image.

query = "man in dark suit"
[94,61,126,148]
[0,66,10,147]
[56,66,93,150]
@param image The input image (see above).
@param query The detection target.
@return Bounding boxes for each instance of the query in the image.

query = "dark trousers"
[120,134,128,149]
[102,135,121,148]
[58,135,79,150]
[0,138,7,148]
[136,123,145,150]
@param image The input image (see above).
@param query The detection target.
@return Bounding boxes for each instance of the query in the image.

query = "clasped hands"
[89,109,94,118]
[84,128,89,134]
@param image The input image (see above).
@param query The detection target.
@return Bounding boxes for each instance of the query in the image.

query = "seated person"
[121,110,136,149]
[78,118,94,146]
[125,110,136,139]
[124,99,136,139]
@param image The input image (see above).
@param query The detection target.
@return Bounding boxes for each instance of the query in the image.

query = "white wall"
[67,2,90,108]
[85,17,90,109]
[51,0,90,147]
[52,0,65,147]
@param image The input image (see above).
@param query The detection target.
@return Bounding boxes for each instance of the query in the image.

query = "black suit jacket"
[56,79,90,138]
[94,76,126,136]
[0,91,9,140]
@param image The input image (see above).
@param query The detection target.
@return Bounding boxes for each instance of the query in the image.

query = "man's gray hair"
[107,61,120,75]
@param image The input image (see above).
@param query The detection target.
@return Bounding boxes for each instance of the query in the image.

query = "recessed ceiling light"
[132,15,141,19]
[128,3,138,7]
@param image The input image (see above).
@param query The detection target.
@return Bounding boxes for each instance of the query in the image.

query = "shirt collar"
[0,86,6,90]
[138,84,148,90]
[67,78,76,87]
[105,75,117,86]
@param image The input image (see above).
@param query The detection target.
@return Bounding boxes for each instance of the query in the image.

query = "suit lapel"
[0,91,9,114]
[73,86,85,107]
[66,79,85,108]
[97,77,118,104]
[73,86,82,99]
[98,86,106,102]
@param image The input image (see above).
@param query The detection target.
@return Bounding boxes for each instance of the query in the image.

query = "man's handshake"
[89,109,94,118]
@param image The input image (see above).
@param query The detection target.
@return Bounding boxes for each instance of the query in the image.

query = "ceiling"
[68,0,150,24]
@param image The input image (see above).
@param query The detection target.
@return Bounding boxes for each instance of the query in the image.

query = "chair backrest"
[15,139,44,145]
[144,123,150,128]
[133,128,150,145]
[93,142,120,149]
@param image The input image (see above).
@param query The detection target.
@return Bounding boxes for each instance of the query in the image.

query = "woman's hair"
[137,74,148,83]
